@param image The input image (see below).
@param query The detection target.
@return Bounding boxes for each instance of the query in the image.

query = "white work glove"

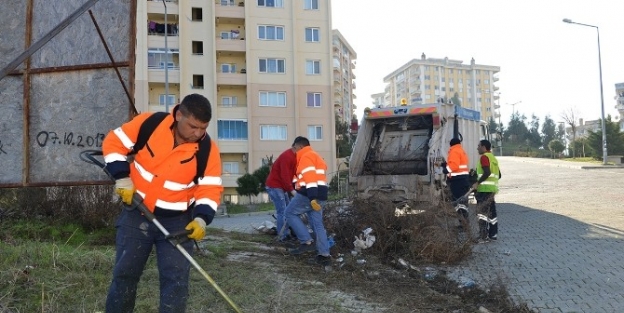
[353,235,367,252]
[114,177,135,205]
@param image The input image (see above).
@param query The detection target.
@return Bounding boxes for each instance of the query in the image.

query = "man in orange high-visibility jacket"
[103,94,223,313]
[285,136,332,266]
[441,138,471,225]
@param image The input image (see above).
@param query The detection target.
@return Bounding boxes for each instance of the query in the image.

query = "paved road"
[445,157,624,313]
[212,157,624,313]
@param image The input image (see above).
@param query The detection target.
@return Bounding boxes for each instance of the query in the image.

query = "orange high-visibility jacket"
[445,144,469,178]
[102,112,223,219]
[294,146,328,201]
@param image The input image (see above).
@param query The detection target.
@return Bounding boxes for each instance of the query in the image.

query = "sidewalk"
[500,156,624,170]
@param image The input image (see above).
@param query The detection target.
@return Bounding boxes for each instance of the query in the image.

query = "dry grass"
[0,187,534,312]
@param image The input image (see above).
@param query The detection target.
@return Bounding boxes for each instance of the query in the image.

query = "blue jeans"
[266,187,290,240]
[285,193,329,256]
[106,208,193,313]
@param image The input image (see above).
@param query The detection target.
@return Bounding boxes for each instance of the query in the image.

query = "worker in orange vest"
[102,94,223,312]
[441,138,471,226]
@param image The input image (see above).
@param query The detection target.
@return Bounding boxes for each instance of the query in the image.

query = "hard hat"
[400,98,407,106]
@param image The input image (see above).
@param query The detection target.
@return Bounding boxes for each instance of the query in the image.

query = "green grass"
[225,202,275,214]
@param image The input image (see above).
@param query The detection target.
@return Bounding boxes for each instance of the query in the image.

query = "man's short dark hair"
[292,136,310,147]
[179,94,212,122]
[480,140,492,150]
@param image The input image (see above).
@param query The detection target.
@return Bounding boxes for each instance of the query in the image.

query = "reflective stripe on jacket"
[294,146,328,201]
[476,152,499,193]
[102,112,223,215]
[446,144,469,177]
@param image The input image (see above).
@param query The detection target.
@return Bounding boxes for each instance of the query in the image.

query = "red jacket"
[102,111,223,219]
[265,148,297,192]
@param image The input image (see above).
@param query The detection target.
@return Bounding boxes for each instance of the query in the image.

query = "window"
[221,96,238,107]
[425,94,431,100]
[259,58,285,73]
[306,60,320,75]
[192,41,203,55]
[306,92,321,107]
[192,75,204,89]
[221,29,240,40]
[147,49,178,69]
[424,75,430,80]
[258,25,284,40]
[259,91,286,107]
[304,0,319,9]
[159,94,176,106]
[191,7,202,21]
[305,28,320,42]
[260,125,287,140]
[484,79,489,84]
[221,63,236,73]
[220,0,235,6]
[223,162,239,175]
[218,120,248,140]
[308,126,322,140]
[257,0,283,8]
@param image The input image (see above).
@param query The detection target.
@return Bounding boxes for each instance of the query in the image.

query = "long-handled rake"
[80,150,243,313]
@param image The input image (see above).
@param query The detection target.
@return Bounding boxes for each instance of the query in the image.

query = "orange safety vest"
[446,144,469,177]
[294,146,328,201]
[102,112,223,214]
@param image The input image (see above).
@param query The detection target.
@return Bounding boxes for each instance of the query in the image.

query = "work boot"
[289,242,316,255]
[308,255,331,266]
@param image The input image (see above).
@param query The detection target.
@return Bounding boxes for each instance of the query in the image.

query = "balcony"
[148,35,179,49]
[217,104,247,119]
[334,99,341,107]
[147,0,178,15]
[352,82,356,89]
[493,85,499,91]
[216,37,246,52]
[217,71,247,85]
[148,67,180,83]
[616,104,624,111]
[222,173,243,187]
[215,1,245,20]
[493,76,499,82]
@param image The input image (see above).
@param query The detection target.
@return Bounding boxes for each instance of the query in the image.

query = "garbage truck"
[348,101,490,204]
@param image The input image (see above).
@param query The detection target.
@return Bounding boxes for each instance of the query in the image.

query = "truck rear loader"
[348,101,490,205]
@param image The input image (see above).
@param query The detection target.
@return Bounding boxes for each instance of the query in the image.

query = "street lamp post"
[163,0,170,113]
[563,18,608,165]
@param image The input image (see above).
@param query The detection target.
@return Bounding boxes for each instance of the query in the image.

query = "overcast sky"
[331,0,624,126]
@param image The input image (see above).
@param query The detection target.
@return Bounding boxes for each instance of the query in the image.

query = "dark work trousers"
[475,192,498,239]
[448,175,470,221]
[106,207,194,313]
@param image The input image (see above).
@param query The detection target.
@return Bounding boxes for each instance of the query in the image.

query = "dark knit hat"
[449,138,461,146]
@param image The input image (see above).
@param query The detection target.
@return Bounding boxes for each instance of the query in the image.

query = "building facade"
[136,0,336,203]
[331,29,357,125]
[616,82,624,131]
[381,53,500,122]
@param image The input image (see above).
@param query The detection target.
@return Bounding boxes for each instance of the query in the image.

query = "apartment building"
[332,30,357,125]
[382,53,501,122]
[616,82,624,131]
[136,0,336,204]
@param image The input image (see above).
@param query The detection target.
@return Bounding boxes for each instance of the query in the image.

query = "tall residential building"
[136,0,336,204]
[382,53,501,122]
[370,92,385,108]
[331,30,357,125]
[615,82,624,131]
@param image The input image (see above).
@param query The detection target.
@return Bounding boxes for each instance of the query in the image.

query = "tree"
[236,174,260,204]
[587,115,624,159]
[336,114,352,158]
[487,117,499,134]
[506,112,528,143]
[548,139,565,158]
[561,107,580,158]
[252,163,270,193]
[451,92,461,106]
[527,114,541,148]
[541,115,557,150]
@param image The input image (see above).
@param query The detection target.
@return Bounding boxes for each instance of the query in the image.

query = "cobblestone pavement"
[445,157,624,313]
[212,157,624,313]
